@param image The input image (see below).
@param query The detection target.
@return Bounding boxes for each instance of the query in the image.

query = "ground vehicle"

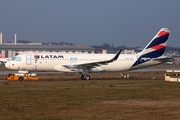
[6,73,38,81]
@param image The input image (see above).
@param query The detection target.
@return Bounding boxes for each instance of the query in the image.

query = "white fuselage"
[5,53,162,72]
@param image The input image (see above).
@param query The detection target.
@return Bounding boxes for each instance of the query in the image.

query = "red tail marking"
[151,44,165,50]
[158,31,169,37]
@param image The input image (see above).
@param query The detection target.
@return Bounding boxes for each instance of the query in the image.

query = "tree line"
[91,43,180,53]
[16,40,180,53]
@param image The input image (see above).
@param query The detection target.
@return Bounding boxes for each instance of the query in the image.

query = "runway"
[132,67,180,72]
[0,67,179,75]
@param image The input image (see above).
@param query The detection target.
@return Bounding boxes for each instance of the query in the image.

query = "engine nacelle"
[54,65,74,72]
[89,67,104,73]
[54,65,104,73]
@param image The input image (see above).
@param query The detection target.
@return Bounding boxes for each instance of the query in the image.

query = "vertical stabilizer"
[132,28,170,67]
[139,28,170,58]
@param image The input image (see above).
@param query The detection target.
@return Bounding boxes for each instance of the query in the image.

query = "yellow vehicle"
[6,73,38,81]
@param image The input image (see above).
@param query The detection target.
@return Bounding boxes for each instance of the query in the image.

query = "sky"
[0,0,180,47]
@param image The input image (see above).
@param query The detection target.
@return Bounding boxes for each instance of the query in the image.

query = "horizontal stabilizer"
[152,56,174,62]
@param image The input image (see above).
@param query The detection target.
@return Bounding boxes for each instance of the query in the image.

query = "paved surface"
[0,67,179,75]
[133,67,180,72]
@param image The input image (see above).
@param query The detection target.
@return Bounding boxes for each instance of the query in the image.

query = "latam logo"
[34,54,64,59]
[34,54,40,59]
[141,57,151,61]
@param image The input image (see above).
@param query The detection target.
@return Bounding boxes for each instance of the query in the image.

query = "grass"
[0,65,180,119]
[0,79,180,120]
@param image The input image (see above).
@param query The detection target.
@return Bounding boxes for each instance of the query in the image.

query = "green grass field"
[1,79,180,120]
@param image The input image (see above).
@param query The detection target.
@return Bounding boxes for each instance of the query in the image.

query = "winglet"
[110,49,122,62]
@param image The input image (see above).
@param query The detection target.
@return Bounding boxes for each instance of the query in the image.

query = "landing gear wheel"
[81,75,85,80]
[81,75,90,80]
[19,77,24,81]
[85,75,90,80]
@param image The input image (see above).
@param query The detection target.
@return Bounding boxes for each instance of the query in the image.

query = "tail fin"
[139,28,170,58]
[0,54,4,58]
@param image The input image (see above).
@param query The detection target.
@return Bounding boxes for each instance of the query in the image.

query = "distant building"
[94,49,107,54]
[122,49,136,54]
[3,42,43,45]
[0,33,95,57]
[164,50,180,57]
[0,44,95,58]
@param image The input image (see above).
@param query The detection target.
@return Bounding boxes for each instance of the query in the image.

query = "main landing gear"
[81,74,90,80]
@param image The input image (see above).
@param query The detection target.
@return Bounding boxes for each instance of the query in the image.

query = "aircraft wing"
[62,50,122,69]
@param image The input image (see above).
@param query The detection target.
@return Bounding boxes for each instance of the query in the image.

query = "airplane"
[0,54,12,65]
[5,28,173,80]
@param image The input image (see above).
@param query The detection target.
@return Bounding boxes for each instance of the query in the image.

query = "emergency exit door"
[26,54,32,65]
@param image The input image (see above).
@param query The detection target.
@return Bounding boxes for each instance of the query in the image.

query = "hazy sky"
[0,0,179,47]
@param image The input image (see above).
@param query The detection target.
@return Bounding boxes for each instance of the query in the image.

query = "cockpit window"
[12,57,21,61]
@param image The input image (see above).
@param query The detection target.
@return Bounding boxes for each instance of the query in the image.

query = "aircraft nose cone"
[5,62,9,68]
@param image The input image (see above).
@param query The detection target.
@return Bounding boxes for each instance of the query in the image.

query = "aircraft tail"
[139,28,170,58]
[131,28,170,68]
